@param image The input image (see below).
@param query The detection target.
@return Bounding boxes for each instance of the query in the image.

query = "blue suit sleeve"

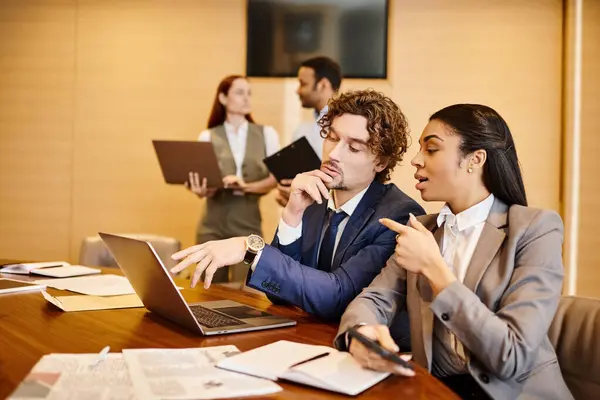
[270,228,302,262]
[263,228,303,305]
[247,224,399,321]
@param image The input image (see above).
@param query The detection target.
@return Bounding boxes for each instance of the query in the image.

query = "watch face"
[247,234,265,252]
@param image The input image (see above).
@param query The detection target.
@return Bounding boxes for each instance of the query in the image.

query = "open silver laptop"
[99,233,296,335]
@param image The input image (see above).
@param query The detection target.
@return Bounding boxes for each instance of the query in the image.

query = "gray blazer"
[336,199,573,400]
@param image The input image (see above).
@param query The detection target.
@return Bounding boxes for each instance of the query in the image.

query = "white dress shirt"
[291,105,328,160]
[436,194,495,283]
[431,194,495,375]
[251,184,371,271]
[198,120,280,179]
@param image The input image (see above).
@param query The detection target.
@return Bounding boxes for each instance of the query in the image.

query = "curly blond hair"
[318,89,410,183]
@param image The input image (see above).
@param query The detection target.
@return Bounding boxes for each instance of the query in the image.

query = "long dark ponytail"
[430,104,527,207]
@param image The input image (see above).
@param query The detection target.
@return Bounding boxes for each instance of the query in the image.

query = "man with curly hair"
[172,90,424,321]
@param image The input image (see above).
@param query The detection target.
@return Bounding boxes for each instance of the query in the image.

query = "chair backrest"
[548,296,600,400]
[79,234,181,269]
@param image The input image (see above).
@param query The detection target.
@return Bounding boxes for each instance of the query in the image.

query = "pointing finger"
[379,218,411,234]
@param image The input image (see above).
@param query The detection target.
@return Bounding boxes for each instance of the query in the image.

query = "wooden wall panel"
[576,0,600,297]
[69,0,248,260]
[0,0,75,260]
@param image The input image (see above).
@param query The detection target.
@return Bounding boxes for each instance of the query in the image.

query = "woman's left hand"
[379,214,445,272]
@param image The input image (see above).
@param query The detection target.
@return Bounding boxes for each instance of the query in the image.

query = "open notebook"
[0,262,100,278]
[216,340,391,396]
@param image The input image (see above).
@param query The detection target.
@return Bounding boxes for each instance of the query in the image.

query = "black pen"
[289,352,330,368]
[348,328,413,370]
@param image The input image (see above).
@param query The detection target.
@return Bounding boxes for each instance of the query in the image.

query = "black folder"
[263,136,321,182]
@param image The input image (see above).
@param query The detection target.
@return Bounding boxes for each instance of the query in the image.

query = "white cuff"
[276,218,302,245]
[250,249,263,272]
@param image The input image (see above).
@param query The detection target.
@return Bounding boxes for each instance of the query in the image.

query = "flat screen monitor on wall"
[246,0,389,79]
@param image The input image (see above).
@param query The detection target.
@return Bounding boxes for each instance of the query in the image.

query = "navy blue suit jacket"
[246,181,425,320]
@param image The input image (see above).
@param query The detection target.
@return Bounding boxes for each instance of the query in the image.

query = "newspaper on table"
[9,346,281,400]
[122,345,282,399]
[8,353,136,400]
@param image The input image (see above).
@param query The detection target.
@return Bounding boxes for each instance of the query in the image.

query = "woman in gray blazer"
[336,104,572,399]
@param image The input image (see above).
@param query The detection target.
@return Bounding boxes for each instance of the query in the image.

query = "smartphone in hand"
[348,328,414,370]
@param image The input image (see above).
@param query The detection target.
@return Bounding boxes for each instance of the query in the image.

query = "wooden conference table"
[0,264,458,399]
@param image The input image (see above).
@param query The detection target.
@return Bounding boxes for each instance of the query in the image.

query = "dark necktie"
[317,210,348,272]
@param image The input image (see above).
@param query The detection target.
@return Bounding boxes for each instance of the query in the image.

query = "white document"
[217,340,391,396]
[34,274,135,296]
[32,265,101,278]
[8,353,137,400]
[123,346,282,400]
[1,261,69,275]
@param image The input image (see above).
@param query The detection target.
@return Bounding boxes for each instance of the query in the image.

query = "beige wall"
[364,0,564,215]
[0,1,565,271]
[0,0,75,261]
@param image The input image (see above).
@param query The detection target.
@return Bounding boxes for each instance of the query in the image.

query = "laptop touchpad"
[215,306,271,319]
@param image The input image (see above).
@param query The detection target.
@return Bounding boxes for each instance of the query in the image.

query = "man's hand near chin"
[282,170,334,227]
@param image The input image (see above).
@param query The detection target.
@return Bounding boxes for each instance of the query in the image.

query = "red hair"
[206,75,255,129]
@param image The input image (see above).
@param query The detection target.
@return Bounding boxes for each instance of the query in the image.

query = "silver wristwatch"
[243,234,265,265]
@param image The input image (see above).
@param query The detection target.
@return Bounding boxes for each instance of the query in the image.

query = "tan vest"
[210,123,269,183]
[197,123,269,242]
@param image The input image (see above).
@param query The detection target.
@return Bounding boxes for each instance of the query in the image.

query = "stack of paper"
[37,275,140,312]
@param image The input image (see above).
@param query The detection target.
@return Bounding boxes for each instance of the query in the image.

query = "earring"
[468,167,473,173]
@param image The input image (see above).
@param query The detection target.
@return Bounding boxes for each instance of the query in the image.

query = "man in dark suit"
[171,89,424,321]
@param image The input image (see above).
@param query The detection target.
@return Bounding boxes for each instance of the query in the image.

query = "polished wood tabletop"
[0,264,459,399]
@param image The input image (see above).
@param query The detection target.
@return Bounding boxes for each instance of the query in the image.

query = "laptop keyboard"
[189,305,246,328]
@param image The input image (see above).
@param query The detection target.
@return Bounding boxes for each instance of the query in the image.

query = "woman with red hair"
[188,75,279,283]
